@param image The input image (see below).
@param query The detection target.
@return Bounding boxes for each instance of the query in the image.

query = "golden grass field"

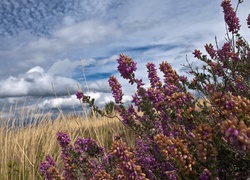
[0,104,135,180]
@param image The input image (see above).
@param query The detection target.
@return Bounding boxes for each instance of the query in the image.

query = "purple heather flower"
[218,42,231,61]
[166,171,178,180]
[225,100,234,109]
[247,14,250,28]
[56,133,76,179]
[193,49,202,59]
[146,62,161,88]
[132,94,140,107]
[76,90,83,100]
[40,155,59,180]
[221,0,240,33]
[179,75,188,83]
[40,155,56,173]
[135,138,164,179]
[117,54,137,84]
[135,78,145,89]
[57,132,71,148]
[237,82,244,90]
[75,137,104,157]
[205,43,217,59]
[108,75,124,103]
[199,169,211,180]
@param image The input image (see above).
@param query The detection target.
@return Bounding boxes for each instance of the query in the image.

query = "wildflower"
[108,75,124,103]
[199,169,211,180]
[135,78,145,89]
[159,61,179,85]
[179,75,188,83]
[57,132,71,148]
[205,43,217,59]
[109,139,148,179]
[221,0,240,33]
[217,42,231,61]
[76,90,83,100]
[247,14,250,28]
[146,62,161,88]
[40,156,61,180]
[75,137,104,157]
[117,54,137,84]
[237,82,244,90]
[193,49,202,59]
[56,132,77,180]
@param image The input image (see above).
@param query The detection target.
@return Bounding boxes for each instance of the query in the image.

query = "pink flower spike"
[76,90,83,100]
[221,0,240,34]
[247,14,250,28]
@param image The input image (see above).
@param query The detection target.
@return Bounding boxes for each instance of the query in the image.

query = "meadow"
[0,104,135,180]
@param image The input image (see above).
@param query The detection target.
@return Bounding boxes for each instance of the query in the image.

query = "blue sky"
[0,0,250,118]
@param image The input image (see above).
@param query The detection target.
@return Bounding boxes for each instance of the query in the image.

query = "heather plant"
[103,101,116,116]
[41,0,250,179]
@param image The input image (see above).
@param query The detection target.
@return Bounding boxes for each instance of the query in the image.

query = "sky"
[0,0,250,119]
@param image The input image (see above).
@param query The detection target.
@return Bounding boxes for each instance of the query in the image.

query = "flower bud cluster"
[205,43,217,59]
[221,0,240,34]
[109,139,148,180]
[75,137,104,157]
[40,156,62,180]
[210,92,250,119]
[109,76,124,104]
[146,62,162,88]
[221,119,250,151]
[159,61,179,85]
[247,14,250,28]
[154,134,196,175]
[57,132,76,180]
[117,54,137,84]
[199,168,212,180]
[91,170,113,180]
[194,124,217,163]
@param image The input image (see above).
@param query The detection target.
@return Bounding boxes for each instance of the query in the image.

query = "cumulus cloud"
[0,66,79,98]
[53,20,121,46]
[37,95,79,109]
[47,59,81,76]
[36,91,132,110]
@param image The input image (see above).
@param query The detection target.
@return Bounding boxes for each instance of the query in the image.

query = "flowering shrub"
[41,0,250,179]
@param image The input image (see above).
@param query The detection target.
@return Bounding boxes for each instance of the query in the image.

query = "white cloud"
[62,16,76,26]
[47,59,80,76]
[37,95,79,109]
[27,66,44,73]
[36,91,132,110]
[53,20,121,46]
[0,66,79,98]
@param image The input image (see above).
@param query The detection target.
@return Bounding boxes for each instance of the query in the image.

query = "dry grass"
[0,105,135,180]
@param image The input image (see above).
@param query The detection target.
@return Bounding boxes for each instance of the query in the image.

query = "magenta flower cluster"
[108,75,124,104]
[57,131,71,148]
[205,43,217,59]
[117,54,137,84]
[75,137,104,157]
[221,0,240,33]
[146,62,161,88]
[76,90,83,100]
[247,14,250,28]
[40,156,59,180]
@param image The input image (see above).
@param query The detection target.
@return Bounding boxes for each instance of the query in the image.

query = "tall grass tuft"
[0,103,135,180]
